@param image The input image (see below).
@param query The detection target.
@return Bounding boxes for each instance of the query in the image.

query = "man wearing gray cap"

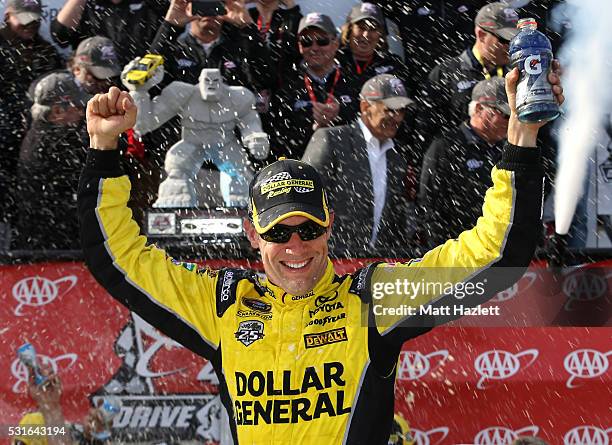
[303,74,416,255]
[425,2,519,144]
[269,12,359,159]
[71,35,121,95]
[13,72,88,250]
[420,77,511,248]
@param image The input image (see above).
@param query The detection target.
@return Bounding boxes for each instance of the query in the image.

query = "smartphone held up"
[191,0,226,17]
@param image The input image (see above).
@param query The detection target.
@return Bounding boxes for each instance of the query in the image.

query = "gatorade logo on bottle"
[525,54,543,75]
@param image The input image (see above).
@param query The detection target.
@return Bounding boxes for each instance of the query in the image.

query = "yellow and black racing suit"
[77,143,543,444]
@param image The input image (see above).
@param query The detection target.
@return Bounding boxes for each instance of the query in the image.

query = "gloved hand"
[243,132,270,160]
[121,58,165,92]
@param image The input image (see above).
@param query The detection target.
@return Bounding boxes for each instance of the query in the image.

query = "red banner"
[1,261,610,444]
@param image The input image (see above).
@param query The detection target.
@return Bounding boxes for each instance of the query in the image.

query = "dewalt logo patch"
[304,327,348,349]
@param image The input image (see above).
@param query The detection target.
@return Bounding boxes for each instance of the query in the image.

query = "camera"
[191,0,226,17]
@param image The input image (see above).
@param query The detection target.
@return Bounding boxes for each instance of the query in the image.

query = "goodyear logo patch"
[261,179,314,198]
[304,328,348,349]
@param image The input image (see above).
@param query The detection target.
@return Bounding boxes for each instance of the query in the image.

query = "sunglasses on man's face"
[299,36,331,48]
[260,220,328,243]
[481,28,511,45]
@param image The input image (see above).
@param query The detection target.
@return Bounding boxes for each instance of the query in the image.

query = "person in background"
[338,3,414,94]
[337,2,422,156]
[419,77,510,248]
[13,371,69,445]
[0,0,64,246]
[370,1,489,81]
[425,2,518,144]
[268,12,359,159]
[50,0,167,66]
[245,0,302,91]
[13,72,88,251]
[70,36,122,95]
[303,74,418,256]
[150,0,274,92]
[143,0,274,204]
[14,365,117,445]
[26,35,121,105]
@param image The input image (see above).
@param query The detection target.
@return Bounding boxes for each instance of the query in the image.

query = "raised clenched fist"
[87,86,137,149]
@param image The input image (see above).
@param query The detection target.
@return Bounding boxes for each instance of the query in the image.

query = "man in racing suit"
[78,64,563,444]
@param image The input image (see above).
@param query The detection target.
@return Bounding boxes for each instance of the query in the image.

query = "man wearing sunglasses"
[424,2,519,147]
[268,12,359,159]
[79,62,563,443]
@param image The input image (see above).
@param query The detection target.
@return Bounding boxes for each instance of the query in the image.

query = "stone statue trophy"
[121,63,269,208]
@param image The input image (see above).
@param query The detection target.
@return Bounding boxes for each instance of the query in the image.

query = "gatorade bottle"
[509,18,560,123]
[17,342,48,386]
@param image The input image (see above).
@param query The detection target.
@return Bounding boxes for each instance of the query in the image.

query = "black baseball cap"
[475,2,520,41]
[472,77,511,116]
[34,72,88,107]
[347,3,385,27]
[75,36,121,79]
[6,0,42,25]
[249,159,330,234]
[360,74,414,110]
[298,13,337,36]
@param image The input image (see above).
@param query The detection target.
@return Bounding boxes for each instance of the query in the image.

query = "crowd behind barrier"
[1,0,610,442]
[1,0,586,258]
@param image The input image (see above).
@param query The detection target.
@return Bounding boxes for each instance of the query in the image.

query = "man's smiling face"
[245,215,333,296]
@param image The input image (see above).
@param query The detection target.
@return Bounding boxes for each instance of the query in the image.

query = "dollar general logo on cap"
[260,172,314,199]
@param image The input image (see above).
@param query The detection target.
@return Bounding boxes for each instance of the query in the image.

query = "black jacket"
[419,122,505,247]
[337,46,416,95]
[150,21,274,92]
[243,5,302,91]
[368,0,490,80]
[13,120,88,250]
[0,27,64,223]
[303,121,416,257]
[50,0,168,66]
[425,48,509,143]
[268,65,359,159]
